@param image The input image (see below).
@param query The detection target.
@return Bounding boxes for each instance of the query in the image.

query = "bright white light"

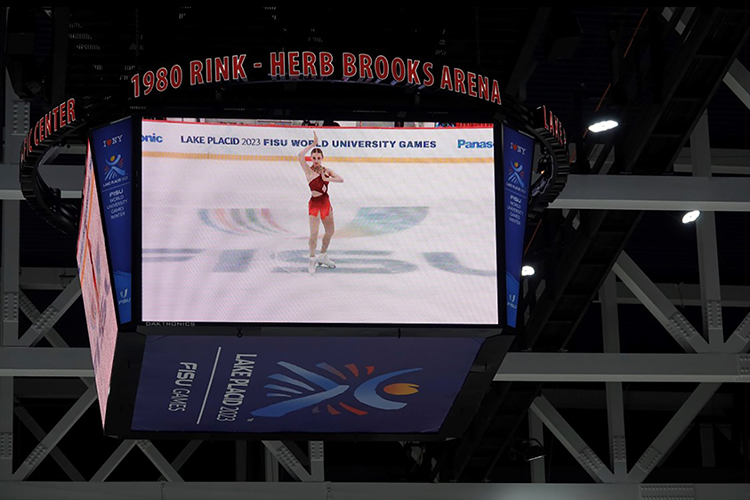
[588,119,619,133]
[521,265,535,277]
[682,210,700,224]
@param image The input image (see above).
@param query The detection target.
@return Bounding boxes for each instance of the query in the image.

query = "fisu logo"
[252,361,422,418]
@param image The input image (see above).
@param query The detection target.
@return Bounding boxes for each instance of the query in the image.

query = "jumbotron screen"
[77,142,118,424]
[141,120,498,324]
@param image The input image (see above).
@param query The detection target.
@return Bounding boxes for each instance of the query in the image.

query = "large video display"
[141,120,498,324]
[131,335,483,434]
[77,142,119,424]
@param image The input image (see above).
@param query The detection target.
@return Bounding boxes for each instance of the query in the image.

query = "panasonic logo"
[457,139,493,149]
[142,133,164,143]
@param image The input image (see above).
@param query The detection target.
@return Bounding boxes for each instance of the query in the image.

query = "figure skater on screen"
[298,131,344,274]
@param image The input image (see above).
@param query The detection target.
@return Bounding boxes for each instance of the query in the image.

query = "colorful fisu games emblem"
[508,161,525,188]
[104,154,126,180]
[252,361,422,418]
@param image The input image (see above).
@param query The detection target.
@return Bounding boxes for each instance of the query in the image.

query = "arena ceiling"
[2,6,750,486]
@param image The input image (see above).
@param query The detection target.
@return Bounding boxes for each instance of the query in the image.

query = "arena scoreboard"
[79,117,527,439]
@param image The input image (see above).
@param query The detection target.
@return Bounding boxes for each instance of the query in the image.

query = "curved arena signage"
[126,52,504,106]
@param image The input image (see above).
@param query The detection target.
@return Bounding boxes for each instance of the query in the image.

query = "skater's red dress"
[308,173,332,220]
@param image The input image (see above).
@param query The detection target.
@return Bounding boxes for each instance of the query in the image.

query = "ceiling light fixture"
[588,119,619,133]
[682,210,700,224]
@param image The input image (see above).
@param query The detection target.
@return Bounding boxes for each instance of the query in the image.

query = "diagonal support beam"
[505,8,551,97]
[601,272,628,481]
[14,402,84,481]
[90,440,137,482]
[628,383,720,483]
[528,411,546,483]
[614,252,708,353]
[724,60,750,111]
[18,280,81,347]
[137,440,183,482]
[723,312,750,353]
[13,384,97,480]
[19,293,69,348]
[692,113,724,348]
[530,396,614,483]
[263,440,312,482]
[663,7,750,112]
[160,440,202,481]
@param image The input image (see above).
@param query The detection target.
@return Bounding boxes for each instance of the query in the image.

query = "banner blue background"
[132,336,483,434]
[503,125,533,328]
[91,118,133,323]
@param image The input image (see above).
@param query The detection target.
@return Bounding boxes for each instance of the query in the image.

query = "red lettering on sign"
[320,52,333,77]
[202,59,211,83]
[215,56,229,82]
[478,75,489,100]
[59,103,67,127]
[374,56,389,80]
[491,79,501,105]
[467,72,477,97]
[342,53,356,78]
[407,59,421,85]
[440,66,453,91]
[270,52,285,77]
[232,54,247,80]
[454,68,466,95]
[302,51,317,76]
[288,51,300,77]
[392,57,406,83]
[67,99,75,124]
[423,62,434,87]
[359,53,373,79]
[190,60,204,85]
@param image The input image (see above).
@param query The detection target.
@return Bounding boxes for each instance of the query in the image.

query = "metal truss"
[2,481,750,500]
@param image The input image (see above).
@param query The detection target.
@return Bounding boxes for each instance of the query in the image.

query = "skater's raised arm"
[298,131,319,173]
[322,168,343,183]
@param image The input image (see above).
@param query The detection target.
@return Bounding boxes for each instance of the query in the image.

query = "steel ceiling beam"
[551,175,750,211]
[4,482,750,500]
[0,348,93,377]
[495,353,750,383]
[609,283,750,308]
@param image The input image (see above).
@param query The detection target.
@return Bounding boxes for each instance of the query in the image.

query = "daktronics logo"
[142,133,164,143]
[457,139,493,149]
[249,361,422,419]
[510,142,527,155]
[102,135,124,148]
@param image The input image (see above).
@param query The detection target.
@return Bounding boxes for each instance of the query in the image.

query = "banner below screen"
[502,124,533,328]
[91,118,133,323]
[132,336,483,434]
